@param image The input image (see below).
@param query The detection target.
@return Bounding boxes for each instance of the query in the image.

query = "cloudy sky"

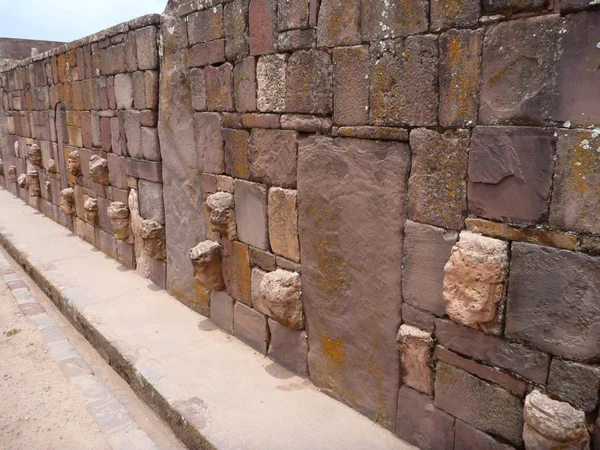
[0,0,166,43]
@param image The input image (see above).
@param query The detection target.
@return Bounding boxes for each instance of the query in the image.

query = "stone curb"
[0,230,215,450]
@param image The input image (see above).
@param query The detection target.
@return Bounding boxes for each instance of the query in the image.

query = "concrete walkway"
[0,187,412,450]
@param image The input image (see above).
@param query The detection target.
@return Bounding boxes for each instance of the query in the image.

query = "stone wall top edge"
[0,13,162,74]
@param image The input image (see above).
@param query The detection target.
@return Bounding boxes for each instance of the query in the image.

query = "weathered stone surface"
[205,192,237,241]
[298,136,409,429]
[89,155,109,186]
[222,239,252,305]
[190,240,224,291]
[83,197,98,224]
[189,68,206,111]
[281,114,332,133]
[444,232,509,332]
[233,57,256,113]
[403,221,457,316]
[454,420,515,450]
[257,54,286,113]
[28,144,42,167]
[67,150,81,177]
[234,302,269,354]
[370,35,438,127]
[249,129,297,188]
[60,188,76,215]
[210,290,234,334]
[136,26,158,70]
[249,0,277,56]
[277,0,308,30]
[268,187,299,263]
[187,5,223,45]
[114,73,134,109]
[277,28,315,52]
[316,0,361,47]
[195,113,223,174]
[138,179,165,224]
[435,318,551,384]
[506,243,600,362]
[285,50,332,115]
[361,0,428,41]
[124,110,142,159]
[224,0,250,61]
[435,362,523,446]
[550,129,600,235]
[482,0,548,13]
[408,128,469,229]
[402,304,435,332]
[468,126,555,224]
[548,358,600,412]
[234,179,268,250]
[480,15,559,125]
[107,201,130,240]
[249,247,277,271]
[268,319,308,377]
[397,325,433,395]
[139,219,167,261]
[251,267,266,307]
[141,127,160,161]
[523,390,590,450]
[205,64,233,112]
[439,29,482,128]
[223,128,250,179]
[255,269,303,329]
[431,0,480,30]
[332,46,369,126]
[395,386,455,450]
[26,171,40,197]
[241,113,279,129]
[188,40,226,67]
[7,165,17,183]
[125,158,162,182]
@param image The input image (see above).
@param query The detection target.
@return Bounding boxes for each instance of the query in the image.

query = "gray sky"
[0,0,166,43]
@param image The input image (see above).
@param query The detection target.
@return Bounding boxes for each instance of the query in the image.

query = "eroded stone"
[67,150,81,177]
[60,188,76,215]
[89,155,109,186]
[83,197,98,224]
[107,201,130,240]
[205,192,237,241]
[29,144,43,167]
[268,187,299,262]
[397,325,433,395]
[256,269,303,330]
[190,240,224,291]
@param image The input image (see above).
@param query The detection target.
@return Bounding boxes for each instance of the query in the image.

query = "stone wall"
[1,0,600,448]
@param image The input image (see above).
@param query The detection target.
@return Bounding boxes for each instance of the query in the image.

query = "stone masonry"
[1,1,600,449]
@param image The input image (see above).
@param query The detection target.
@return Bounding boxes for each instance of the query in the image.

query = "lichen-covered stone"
[268,187,299,263]
[223,128,250,179]
[285,50,332,116]
[249,0,277,56]
[523,390,589,450]
[205,192,237,241]
[60,188,76,215]
[361,0,429,41]
[249,129,297,188]
[83,197,98,224]
[257,54,286,112]
[234,179,268,251]
[316,0,361,47]
[222,239,252,305]
[190,240,224,291]
[408,128,469,230]
[187,5,223,45]
[332,45,369,126]
[28,144,43,167]
[507,243,600,361]
[397,325,433,395]
[67,150,81,177]
[482,0,548,13]
[550,129,600,235]
[224,0,250,61]
[431,0,480,30]
[444,232,509,332]
[548,358,600,412]
[255,269,303,329]
[89,155,109,186]
[204,64,233,112]
[107,201,130,240]
[233,57,256,113]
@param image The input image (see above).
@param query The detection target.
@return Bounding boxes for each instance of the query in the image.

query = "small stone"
[107,202,130,240]
[397,325,433,395]
[89,155,109,186]
[29,144,43,167]
[84,197,98,224]
[60,188,76,215]
[67,150,81,177]
[223,128,250,179]
[256,269,303,330]
[190,240,224,291]
[249,0,277,56]
[195,113,223,174]
[222,239,252,305]
[523,391,589,450]
[443,232,509,332]
[233,57,256,113]
[268,188,299,263]
[205,64,234,112]
[548,359,600,412]
[205,192,237,241]
[135,26,158,70]
[333,45,369,126]
[224,0,250,61]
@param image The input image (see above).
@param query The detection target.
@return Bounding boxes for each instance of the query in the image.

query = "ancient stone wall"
[1,1,600,448]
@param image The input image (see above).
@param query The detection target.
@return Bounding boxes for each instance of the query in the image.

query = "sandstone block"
[431,0,480,30]
[548,358,600,412]
[251,267,266,307]
[268,319,308,377]
[277,0,308,30]
[141,127,160,162]
[444,232,509,332]
[187,5,223,45]
[483,0,548,13]
[205,192,237,241]
[234,302,269,354]
[189,68,206,111]
[257,54,286,113]
[454,420,515,450]
[361,0,428,41]
[190,240,224,291]
[268,188,299,263]
[523,390,589,450]
[224,0,250,61]
[233,57,256,113]
[124,110,142,159]
[298,136,409,429]
[89,155,109,186]
[285,50,332,115]
[249,247,277,271]
[370,35,438,127]
[241,113,279,129]
[408,128,469,229]
[223,128,250,179]
[403,221,457,316]
[249,0,277,56]
[234,179,268,250]
[210,290,234,334]
[249,129,297,188]
[135,26,158,70]
[435,362,523,446]
[316,0,361,47]
[107,202,130,240]
[222,239,252,305]
[281,114,332,133]
[401,304,435,332]
[506,243,600,361]
[138,180,164,224]
[333,46,369,126]
[480,15,559,125]
[195,113,223,174]
[277,29,315,52]
[205,64,233,112]
[255,269,303,329]
[550,129,600,235]
[188,40,226,67]
[115,73,134,109]
[397,325,433,395]
[395,386,455,450]
[125,158,162,182]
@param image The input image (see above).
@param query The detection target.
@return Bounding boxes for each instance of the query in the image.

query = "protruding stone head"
[29,144,43,167]
[89,155,109,185]
[45,181,52,198]
[46,158,57,174]
[67,150,81,177]
[83,197,98,224]
[140,219,166,261]
[205,192,237,241]
[189,240,224,291]
[107,202,130,240]
[60,188,76,215]
[7,165,17,183]
[257,269,303,330]
[26,170,40,197]
[17,173,27,188]
[13,140,19,157]
[0,159,4,175]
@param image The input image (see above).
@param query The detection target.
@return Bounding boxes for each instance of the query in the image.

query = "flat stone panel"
[249,129,297,188]
[431,0,480,30]
[234,179,268,251]
[285,50,332,116]
[547,358,600,412]
[316,0,361,47]
[249,0,277,56]
[298,136,409,430]
[333,46,369,126]
[210,290,234,334]
[268,319,309,377]
[195,112,223,175]
[234,302,269,354]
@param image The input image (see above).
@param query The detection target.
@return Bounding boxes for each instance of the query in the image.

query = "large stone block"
[234,179,268,250]
[249,129,297,188]
[408,128,469,229]
[189,68,206,111]
[234,302,269,354]
[435,362,523,446]
[434,318,551,384]
[206,192,237,240]
[124,110,142,159]
[223,128,250,179]
[548,358,600,412]
[397,325,433,395]
[268,319,308,377]
[361,0,428,41]
[370,35,438,127]
[316,0,361,47]
[268,187,299,263]
[224,0,250,61]
[125,158,162,182]
[482,0,548,13]
[187,5,223,45]
[298,136,409,429]
[114,73,134,109]
[255,269,303,329]
[454,420,515,450]
[550,129,600,235]
[431,0,480,30]
[439,29,483,127]
[222,239,252,305]
[468,127,556,224]
[257,54,286,113]
[506,243,600,361]
[480,15,560,125]
[249,0,277,56]
[188,40,226,67]
[285,50,332,115]
[210,290,234,334]
[136,27,158,70]
[141,127,160,162]
[403,221,457,316]
[233,57,256,113]
[395,386,455,450]
[195,112,223,174]
[332,46,369,126]
[138,180,164,224]
[205,64,233,112]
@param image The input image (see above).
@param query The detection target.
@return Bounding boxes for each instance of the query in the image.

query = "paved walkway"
[0,186,413,449]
